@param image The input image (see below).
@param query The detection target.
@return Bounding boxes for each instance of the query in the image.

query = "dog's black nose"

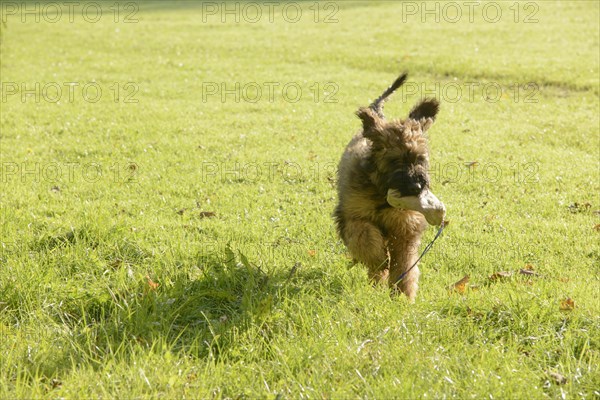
[388,170,425,197]
[403,181,422,196]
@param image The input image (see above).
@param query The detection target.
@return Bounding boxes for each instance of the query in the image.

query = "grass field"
[1,1,599,398]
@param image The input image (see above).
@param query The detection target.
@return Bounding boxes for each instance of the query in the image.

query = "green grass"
[1,1,599,398]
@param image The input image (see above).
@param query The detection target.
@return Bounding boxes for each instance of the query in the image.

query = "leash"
[393,220,445,286]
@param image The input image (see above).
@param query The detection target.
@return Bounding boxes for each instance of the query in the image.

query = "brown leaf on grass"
[519,269,538,276]
[484,214,497,222]
[187,372,198,382]
[559,298,575,311]
[449,275,470,293]
[287,262,300,281]
[109,258,123,270]
[594,223,600,232]
[518,264,542,277]
[489,271,512,281]
[546,370,567,385]
[465,306,484,319]
[308,250,316,257]
[146,275,159,291]
[558,277,569,283]
[568,202,592,213]
[199,211,216,218]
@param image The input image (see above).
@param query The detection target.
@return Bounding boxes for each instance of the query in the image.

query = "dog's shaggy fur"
[334,73,440,301]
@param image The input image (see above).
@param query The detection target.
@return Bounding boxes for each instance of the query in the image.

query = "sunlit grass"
[1,1,599,398]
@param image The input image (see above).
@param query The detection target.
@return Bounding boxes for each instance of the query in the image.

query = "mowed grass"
[1,1,599,398]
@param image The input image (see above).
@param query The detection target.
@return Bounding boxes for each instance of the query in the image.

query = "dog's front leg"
[387,235,423,301]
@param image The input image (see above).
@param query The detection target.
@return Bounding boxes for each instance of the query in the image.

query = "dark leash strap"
[393,220,445,286]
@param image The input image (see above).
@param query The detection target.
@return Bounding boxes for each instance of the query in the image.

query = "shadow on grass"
[26,244,346,380]
[3,226,345,385]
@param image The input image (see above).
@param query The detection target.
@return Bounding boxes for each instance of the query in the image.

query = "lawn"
[1,1,599,398]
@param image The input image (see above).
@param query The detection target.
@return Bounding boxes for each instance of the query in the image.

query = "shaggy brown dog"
[334,73,443,301]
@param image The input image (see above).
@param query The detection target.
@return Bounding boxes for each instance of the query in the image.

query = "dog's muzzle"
[386,188,446,226]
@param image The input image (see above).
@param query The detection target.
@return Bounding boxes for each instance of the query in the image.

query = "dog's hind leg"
[341,219,389,282]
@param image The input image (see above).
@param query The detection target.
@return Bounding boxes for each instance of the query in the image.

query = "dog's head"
[356,73,445,226]
[357,97,439,198]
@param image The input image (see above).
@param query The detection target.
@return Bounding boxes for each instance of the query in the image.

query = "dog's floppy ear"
[356,107,383,140]
[409,98,439,121]
[409,98,439,133]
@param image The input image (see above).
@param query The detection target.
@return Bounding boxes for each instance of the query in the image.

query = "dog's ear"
[409,98,439,133]
[356,107,383,140]
[409,98,439,122]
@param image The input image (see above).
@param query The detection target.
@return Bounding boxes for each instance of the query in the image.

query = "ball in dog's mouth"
[386,189,446,226]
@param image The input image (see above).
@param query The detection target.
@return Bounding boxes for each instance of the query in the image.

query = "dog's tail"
[369,73,408,119]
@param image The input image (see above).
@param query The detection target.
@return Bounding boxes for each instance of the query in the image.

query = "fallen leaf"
[519,269,538,276]
[559,298,575,311]
[199,211,216,218]
[489,271,512,281]
[546,370,567,385]
[568,202,592,213]
[449,275,470,293]
[287,262,300,281]
[146,275,159,291]
[523,264,534,271]
[593,223,600,232]
[558,277,569,283]
[109,258,123,269]
[187,372,198,382]
[308,250,316,257]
